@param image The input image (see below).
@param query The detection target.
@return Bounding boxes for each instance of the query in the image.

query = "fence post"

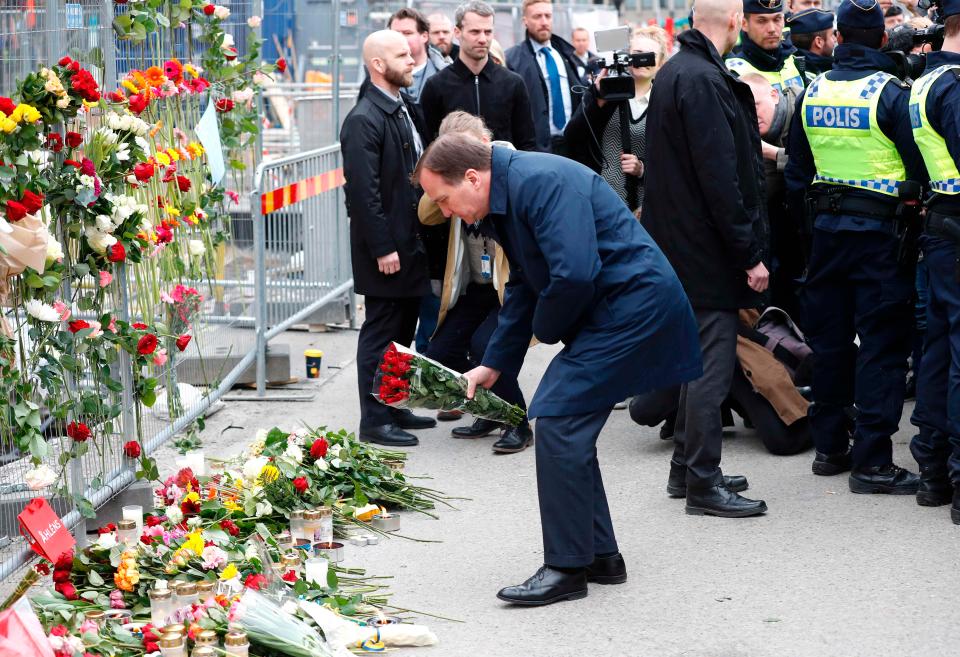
[253,186,268,396]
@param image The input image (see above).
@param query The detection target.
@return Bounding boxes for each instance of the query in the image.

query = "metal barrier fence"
[252,144,355,396]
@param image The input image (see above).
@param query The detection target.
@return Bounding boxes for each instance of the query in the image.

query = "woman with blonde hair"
[563,25,669,213]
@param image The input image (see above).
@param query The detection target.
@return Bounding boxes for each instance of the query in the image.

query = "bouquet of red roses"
[375,343,525,427]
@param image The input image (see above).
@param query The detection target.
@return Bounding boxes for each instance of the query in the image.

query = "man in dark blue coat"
[414,133,702,607]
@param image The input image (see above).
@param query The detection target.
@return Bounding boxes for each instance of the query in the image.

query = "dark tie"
[540,47,566,130]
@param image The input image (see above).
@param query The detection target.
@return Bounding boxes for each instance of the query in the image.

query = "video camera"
[591,26,656,102]
[884,0,945,81]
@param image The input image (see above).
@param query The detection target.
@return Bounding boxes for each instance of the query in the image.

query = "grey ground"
[167,322,960,657]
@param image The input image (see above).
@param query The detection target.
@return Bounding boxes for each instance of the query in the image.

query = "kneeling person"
[414,133,702,607]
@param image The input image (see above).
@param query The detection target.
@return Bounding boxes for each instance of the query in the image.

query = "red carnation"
[145,514,162,527]
[68,320,90,333]
[140,534,153,545]
[20,190,44,214]
[180,497,200,516]
[128,93,148,115]
[0,97,16,116]
[133,162,155,181]
[107,242,126,263]
[123,440,141,458]
[293,476,309,494]
[132,322,148,330]
[66,421,91,442]
[55,581,78,600]
[58,56,73,67]
[276,58,287,74]
[46,133,63,152]
[6,200,27,223]
[310,437,328,459]
[155,226,173,244]
[282,569,297,582]
[215,98,234,113]
[202,3,215,14]
[65,131,82,148]
[176,175,191,192]
[175,334,192,351]
[244,573,267,590]
[137,333,158,355]
[161,165,177,183]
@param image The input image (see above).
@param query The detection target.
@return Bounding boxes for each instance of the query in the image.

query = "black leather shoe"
[496,566,588,606]
[391,409,437,430]
[436,410,463,422]
[492,425,533,453]
[951,486,960,525]
[659,418,675,441]
[685,485,767,517]
[812,448,852,476]
[916,471,953,507]
[849,464,920,495]
[359,424,418,447]
[586,553,627,585]
[452,418,501,439]
[666,461,748,497]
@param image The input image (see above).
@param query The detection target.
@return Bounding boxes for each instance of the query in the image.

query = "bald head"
[692,0,742,53]
[363,30,415,93]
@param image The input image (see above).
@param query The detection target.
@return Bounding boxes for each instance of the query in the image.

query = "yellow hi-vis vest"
[800,72,907,197]
[910,65,960,195]
[726,53,805,92]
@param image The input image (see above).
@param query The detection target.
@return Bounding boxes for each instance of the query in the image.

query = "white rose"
[96,531,118,549]
[188,239,206,257]
[214,5,230,19]
[25,464,57,490]
[247,15,262,27]
[56,97,70,109]
[243,456,269,480]
[46,235,64,262]
[187,516,203,528]
[221,33,235,48]
[253,71,268,87]
[95,214,114,232]
[86,230,117,253]
[244,544,259,561]
[284,444,303,463]
[232,87,254,103]
[165,505,183,524]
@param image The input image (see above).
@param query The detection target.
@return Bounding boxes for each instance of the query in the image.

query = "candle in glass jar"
[304,556,328,586]
[316,506,333,544]
[224,630,250,657]
[281,551,301,576]
[121,505,143,536]
[148,588,173,627]
[289,510,305,541]
[117,519,138,547]
[196,580,216,603]
[302,510,321,544]
[159,632,187,657]
[174,582,198,607]
[185,450,206,476]
[195,629,218,646]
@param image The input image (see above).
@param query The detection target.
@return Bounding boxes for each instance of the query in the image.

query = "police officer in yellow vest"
[785,0,927,494]
[727,0,806,92]
[906,0,960,522]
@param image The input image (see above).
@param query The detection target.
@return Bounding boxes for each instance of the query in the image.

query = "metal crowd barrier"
[252,144,356,395]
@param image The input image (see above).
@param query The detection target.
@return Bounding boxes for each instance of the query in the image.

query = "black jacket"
[340,87,430,298]
[505,34,584,152]
[419,57,537,150]
[642,30,768,311]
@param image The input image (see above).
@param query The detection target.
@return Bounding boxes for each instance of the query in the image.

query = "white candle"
[304,557,328,587]
[185,450,206,476]
[122,505,143,537]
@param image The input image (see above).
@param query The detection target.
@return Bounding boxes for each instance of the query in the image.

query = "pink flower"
[107,317,117,333]
[153,348,168,367]
[98,271,112,287]
[160,291,174,304]
[79,619,98,635]
[87,320,103,338]
[109,589,126,609]
[53,300,70,321]
[225,190,239,205]
[201,545,228,570]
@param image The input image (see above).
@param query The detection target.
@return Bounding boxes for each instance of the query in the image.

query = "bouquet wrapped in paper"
[374,343,525,427]
[231,589,336,657]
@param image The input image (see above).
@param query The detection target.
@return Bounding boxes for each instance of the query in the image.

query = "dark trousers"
[911,237,960,484]
[550,134,569,158]
[414,291,441,353]
[672,309,738,488]
[536,408,617,567]
[803,229,913,468]
[425,283,526,411]
[357,295,421,428]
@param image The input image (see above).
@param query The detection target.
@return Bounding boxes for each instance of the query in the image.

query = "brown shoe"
[437,409,464,422]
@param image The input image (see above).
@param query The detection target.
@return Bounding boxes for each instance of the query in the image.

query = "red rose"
[215,98,234,113]
[97,522,116,534]
[107,242,126,263]
[66,421,90,442]
[52,568,71,583]
[175,334,192,351]
[220,519,240,536]
[54,550,74,570]
[128,93,148,115]
[293,476,309,494]
[68,320,90,333]
[46,133,63,152]
[202,3,215,14]
[58,56,73,67]
[144,642,159,654]
[176,175,191,192]
[132,322,148,330]
[140,534,153,545]
[55,581,78,600]
[282,569,297,582]
[123,440,141,458]
[137,333,158,355]
[276,58,287,74]
[0,97,16,116]
[244,573,268,590]
[20,190,44,214]
[63,159,81,168]
[68,61,80,73]
[145,514,162,527]
[106,91,126,103]
[310,437,328,459]
[65,131,82,148]
[50,625,69,637]
[6,200,27,223]
[133,162,155,181]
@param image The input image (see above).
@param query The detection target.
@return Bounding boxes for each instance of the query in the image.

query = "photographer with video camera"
[785,0,928,494]
[906,0,960,522]
[564,26,668,213]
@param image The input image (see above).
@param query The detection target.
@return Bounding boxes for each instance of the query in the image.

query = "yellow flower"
[16,104,40,123]
[122,80,140,94]
[183,491,200,505]
[8,106,23,123]
[223,498,242,511]
[0,118,17,134]
[166,147,181,162]
[259,464,280,483]
[219,563,238,581]
[184,63,199,78]
[182,530,204,556]
[164,205,181,217]
[155,152,171,166]
[187,142,205,157]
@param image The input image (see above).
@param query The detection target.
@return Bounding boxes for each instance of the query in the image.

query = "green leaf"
[141,389,156,407]
[88,570,104,586]
[74,495,95,519]
[25,273,44,288]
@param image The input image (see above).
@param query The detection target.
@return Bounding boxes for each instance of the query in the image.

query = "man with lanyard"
[907,0,960,521]
[785,0,927,494]
[727,0,806,93]
[787,8,836,80]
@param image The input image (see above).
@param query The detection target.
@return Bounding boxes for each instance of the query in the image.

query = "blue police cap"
[836,0,884,30]
[743,0,783,15]
[786,8,835,34]
[941,0,960,18]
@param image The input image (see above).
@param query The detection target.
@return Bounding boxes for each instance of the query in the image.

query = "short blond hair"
[438,111,493,141]
[632,25,670,65]
[522,0,551,14]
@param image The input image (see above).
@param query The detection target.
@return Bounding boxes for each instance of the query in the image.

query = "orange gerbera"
[144,66,167,89]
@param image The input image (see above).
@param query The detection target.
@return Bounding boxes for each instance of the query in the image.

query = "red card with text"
[17,498,74,562]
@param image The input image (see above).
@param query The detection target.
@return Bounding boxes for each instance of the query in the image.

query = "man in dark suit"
[505,0,584,154]
[341,30,437,447]
[415,133,703,607]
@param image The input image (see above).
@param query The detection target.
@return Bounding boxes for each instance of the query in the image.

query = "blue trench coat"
[480,146,703,418]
